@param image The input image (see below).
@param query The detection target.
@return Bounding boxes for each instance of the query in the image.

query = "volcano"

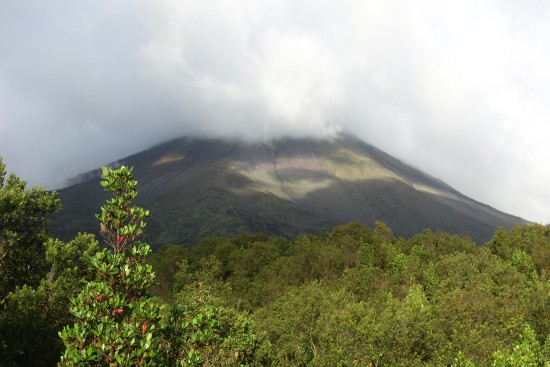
[51,134,524,246]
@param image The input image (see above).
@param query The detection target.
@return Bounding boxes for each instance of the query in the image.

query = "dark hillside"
[51,135,525,245]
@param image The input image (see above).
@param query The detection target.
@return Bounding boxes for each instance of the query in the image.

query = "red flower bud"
[115,308,124,315]
[117,236,124,244]
[142,322,148,333]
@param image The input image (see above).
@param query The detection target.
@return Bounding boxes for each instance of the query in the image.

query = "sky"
[1,0,549,223]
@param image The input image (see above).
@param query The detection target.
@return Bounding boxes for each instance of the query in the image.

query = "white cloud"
[0,0,549,222]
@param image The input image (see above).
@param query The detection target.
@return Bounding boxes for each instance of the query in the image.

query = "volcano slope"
[51,135,524,246]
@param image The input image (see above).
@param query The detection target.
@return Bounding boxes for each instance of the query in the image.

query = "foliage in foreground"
[0,160,259,366]
[0,157,61,300]
[1,155,549,366]
[1,157,96,366]
[58,166,259,366]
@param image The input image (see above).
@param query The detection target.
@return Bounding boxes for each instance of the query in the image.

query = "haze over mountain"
[52,134,524,246]
[2,2,550,224]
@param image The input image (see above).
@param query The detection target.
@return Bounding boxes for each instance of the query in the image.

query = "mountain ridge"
[51,134,525,245]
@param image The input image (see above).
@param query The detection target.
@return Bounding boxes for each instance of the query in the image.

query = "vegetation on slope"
[149,222,550,366]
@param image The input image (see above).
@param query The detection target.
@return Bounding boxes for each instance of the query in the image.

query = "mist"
[1,0,549,223]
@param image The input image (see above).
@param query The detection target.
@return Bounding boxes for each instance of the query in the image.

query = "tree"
[0,157,96,365]
[166,285,260,367]
[58,166,163,366]
[491,324,547,367]
[0,234,98,367]
[58,166,261,366]
[0,156,61,299]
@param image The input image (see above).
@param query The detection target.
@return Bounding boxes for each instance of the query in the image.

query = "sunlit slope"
[52,135,524,245]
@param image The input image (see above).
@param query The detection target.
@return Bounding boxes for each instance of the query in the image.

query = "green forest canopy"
[0,158,548,366]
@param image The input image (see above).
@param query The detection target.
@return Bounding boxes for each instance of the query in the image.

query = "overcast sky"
[1,0,549,223]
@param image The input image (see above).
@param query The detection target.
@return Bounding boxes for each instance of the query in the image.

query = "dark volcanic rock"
[51,135,525,246]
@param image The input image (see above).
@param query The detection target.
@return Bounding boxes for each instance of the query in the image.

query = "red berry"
[117,236,124,244]
[115,308,124,315]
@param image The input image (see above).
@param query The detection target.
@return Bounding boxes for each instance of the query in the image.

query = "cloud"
[1,0,549,223]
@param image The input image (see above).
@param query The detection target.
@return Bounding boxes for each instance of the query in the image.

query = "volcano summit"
[52,134,524,245]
